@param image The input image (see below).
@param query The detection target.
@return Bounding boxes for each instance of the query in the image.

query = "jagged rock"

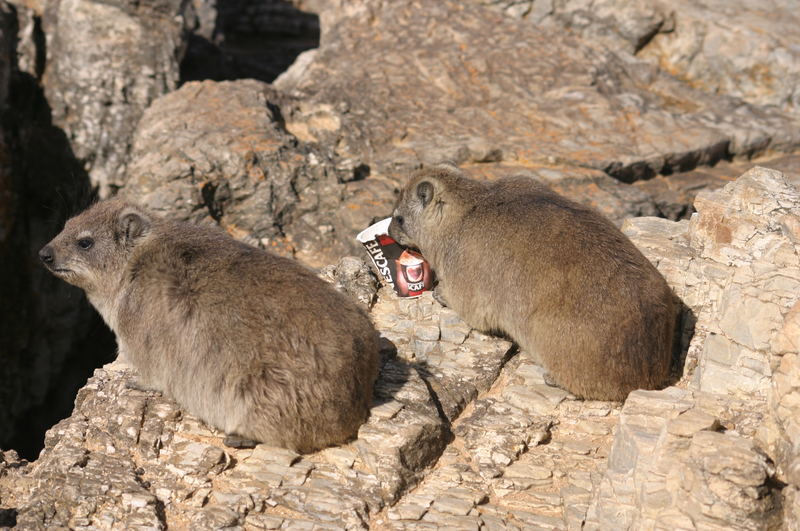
[122,79,364,266]
[318,256,379,309]
[481,0,800,114]
[277,0,800,182]
[36,0,187,196]
[637,0,800,114]
[0,0,114,457]
[588,166,800,529]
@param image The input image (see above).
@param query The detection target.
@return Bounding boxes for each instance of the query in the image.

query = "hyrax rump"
[39,200,379,453]
[388,166,675,401]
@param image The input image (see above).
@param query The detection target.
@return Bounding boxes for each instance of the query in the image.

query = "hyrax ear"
[416,181,435,208]
[118,207,151,243]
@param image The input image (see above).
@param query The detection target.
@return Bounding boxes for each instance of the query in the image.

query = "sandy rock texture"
[1,0,800,528]
[1,166,799,529]
[481,0,800,113]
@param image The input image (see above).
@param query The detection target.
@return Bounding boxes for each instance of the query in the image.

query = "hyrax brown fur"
[40,200,379,453]
[388,165,675,401]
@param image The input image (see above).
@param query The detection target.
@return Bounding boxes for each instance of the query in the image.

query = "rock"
[482,0,800,114]
[590,166,800,530]
[318,255,379,309]
[0,0,115,458]
[37,0,188,196]
[637,0,800,114]
[276,0,800,182]
[180,0,320,84]
[3,0,800,526]
[122,79,360,266]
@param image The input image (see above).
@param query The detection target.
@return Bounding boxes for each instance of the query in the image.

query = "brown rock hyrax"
[388,165,675,401]
[39,200,379,453]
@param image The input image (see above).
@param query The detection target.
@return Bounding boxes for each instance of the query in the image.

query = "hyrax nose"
[39,245,54,265]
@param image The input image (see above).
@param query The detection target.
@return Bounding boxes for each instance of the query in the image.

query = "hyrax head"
[39,200,152,293]
[388,164,475,250]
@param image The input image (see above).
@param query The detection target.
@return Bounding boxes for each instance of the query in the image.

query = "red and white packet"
[357,218,434,298]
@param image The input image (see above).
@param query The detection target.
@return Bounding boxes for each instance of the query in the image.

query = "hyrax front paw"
[433,284,448,307]
[223,434,259,449]
[125,378,161,394]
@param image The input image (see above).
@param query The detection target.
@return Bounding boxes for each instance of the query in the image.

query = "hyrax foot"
[125,378,161,394]
[543,372,562,389]
[223,434,259,449]
[433,285,448,307]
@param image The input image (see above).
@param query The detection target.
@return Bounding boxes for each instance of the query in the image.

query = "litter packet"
[357,217,434,298]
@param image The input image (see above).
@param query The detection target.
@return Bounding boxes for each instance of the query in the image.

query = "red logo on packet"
[395,249,431,297]
[377,234,396,246]
[357,217,434,298]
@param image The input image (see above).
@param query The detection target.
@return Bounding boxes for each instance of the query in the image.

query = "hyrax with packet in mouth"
[358,217,434,298]
[39,200,380,453]
[384,164,676,401]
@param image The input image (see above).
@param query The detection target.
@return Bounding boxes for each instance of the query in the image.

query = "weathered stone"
[482,0,800,115]
[589,167,800,530]
[121,79,357,266]
[318,256,379,309]
[0,0,116,458]
[4,0,800,525]
[278,0,800,184]
[40,0,188,195]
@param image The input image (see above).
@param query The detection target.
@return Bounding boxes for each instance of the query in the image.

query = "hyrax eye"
[395,215,405,226]
[77,238,94,250]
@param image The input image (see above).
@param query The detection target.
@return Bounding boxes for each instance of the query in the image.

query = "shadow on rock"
[0,71,116,460]
[180,0,320,84]
[669,297,696,387]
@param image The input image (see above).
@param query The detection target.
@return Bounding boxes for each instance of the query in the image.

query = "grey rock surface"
[121,79,368,266]
[37,0,187,196]
[277,0,800,183]
[2,166,800,529]
[319,256,379,310]
[480,0,800,114]
[587,166,800,530]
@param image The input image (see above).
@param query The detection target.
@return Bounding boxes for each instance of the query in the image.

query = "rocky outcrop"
[120,79,377,266]
[2,166,799,529]
[0,0,114,458]
[115,0,800,268]
[587,166,799,529]
[34,0,187,196]
[277,0,799,183]
[481,0,800,114]
[2,0,800,528]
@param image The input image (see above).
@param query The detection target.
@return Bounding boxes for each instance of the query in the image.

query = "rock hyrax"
[40,200,379,452]
[388,165,675,401]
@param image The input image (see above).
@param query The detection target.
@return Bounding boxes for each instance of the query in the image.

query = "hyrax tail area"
[40,200,379,452]
[389,165,675,401]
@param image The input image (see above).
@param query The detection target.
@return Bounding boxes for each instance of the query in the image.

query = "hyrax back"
[388,166,675,401]
[39,200,379,452]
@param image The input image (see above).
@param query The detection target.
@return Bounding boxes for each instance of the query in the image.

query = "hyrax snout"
[388,165,675,401]
[41,200,380,452]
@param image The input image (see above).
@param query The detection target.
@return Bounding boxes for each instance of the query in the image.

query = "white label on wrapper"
[357,217,433,298]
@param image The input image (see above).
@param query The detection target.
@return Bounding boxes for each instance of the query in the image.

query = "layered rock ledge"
[1,166,798,529]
